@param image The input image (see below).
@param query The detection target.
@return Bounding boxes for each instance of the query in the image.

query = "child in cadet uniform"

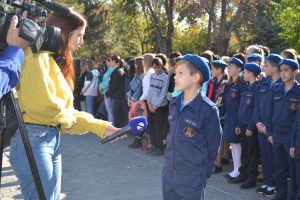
[229,63,261,188]
[290,99,300,200]
[220,57,246,181]
[265,59,299,200]
[247,53,263,66]
[162,54,222,200]
[206,60,229,173]
[253,54,283,197]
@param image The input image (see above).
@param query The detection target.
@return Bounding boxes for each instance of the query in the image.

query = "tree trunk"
[145,0,174,55]
[205,0,216,50]
[217,0,227,55]
[217,0,247,56]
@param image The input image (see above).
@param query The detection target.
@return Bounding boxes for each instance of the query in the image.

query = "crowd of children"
[74,46,300,200]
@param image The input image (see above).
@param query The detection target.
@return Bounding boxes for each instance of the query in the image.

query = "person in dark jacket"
[104,55,125,128]
[265,59,299,200]
[290,99,300,200]
[253,54,282,197]
[163,54,222,200]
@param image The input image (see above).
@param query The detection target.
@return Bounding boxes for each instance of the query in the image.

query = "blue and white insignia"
[273,96,281,100]
[184,118,197,127]
[260,89,266,92]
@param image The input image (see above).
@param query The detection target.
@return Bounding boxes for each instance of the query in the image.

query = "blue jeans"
[85,96,95,115]
[104,97,124,128]
[9,124,61,200]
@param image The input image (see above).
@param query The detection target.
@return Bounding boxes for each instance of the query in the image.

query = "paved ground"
[1,133,270,200]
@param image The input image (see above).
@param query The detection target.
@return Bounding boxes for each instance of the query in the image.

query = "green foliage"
[270,0,300,52]
[57,0,298,58]
[173,25,207,54]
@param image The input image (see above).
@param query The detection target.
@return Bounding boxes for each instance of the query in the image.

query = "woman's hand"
[103,125,126,142]
[63,118,77,131]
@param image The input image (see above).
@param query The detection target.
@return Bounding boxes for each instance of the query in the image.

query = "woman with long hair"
[9,10,120,200]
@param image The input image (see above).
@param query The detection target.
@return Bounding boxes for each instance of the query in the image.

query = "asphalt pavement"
[1,133,269,200]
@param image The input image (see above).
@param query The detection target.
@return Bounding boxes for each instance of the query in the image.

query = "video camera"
[0,0,70,53]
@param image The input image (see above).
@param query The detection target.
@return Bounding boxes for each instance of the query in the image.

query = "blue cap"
[182,54,211,82]
[247,53,263,62]
[229,57,244,69]
[279,59,299,70]
[244,63,261,75]
[265,54,283,65]
[212,60,228,69]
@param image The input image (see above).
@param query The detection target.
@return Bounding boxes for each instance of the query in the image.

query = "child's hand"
[235,127,241,135]
[290,147,296,158]
[268,136,273,144]
[246,129,253,137]
[256,122,263,132]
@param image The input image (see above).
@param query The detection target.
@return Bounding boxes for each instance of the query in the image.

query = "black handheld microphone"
[101,116,148,144]
[35,0,71,16]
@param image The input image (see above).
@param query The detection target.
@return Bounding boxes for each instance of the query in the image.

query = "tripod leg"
[0,127,4,186]
[9,91,46,200]
[0,96,6,186]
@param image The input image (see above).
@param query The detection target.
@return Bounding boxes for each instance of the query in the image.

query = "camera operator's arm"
[0,15,29,99]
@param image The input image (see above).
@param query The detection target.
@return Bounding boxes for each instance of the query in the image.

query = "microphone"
[101,116,148,144]
[35,0,71,16]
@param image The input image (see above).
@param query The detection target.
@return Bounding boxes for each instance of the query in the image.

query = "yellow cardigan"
[17,49,110,138]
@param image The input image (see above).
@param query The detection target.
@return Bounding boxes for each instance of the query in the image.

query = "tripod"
[0,90,46,200]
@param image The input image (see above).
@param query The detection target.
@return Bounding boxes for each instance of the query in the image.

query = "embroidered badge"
[231,91,237,98]
[183,126,195,138]
[289,102,298,110]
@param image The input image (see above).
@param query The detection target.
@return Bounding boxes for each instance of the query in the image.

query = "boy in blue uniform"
[290,100,300,200]
[253,54,283,197]
[162,54,222,200]
[265,59,299,200]
[232,63,261,188]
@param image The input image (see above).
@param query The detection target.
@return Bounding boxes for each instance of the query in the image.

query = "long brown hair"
[46,10,87,91]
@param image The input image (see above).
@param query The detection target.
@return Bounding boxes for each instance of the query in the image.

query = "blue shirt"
[0,46,24,99]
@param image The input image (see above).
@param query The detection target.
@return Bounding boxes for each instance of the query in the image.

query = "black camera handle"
[0,90,46,200]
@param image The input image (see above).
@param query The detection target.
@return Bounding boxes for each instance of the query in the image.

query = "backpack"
[0,93,18,149]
